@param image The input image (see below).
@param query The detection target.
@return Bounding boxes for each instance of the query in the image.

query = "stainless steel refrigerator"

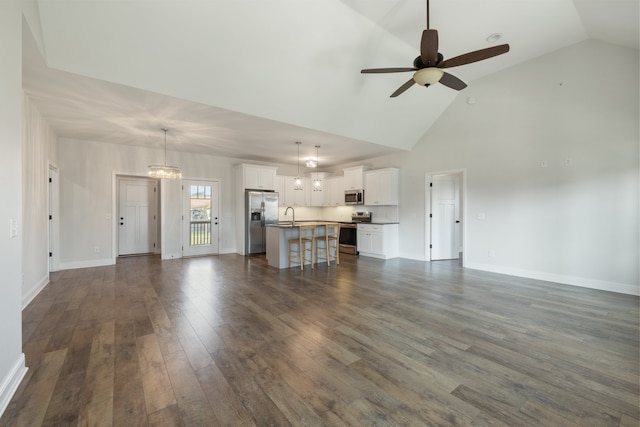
[245,190,279,255]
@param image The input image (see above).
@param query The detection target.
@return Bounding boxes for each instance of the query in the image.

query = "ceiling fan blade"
[439,44,510,69]
[361,68,417,74]
[390,78,416,97]
[439,72,467,91]
[420,29,439,66]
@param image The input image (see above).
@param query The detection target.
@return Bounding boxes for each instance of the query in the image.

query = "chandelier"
[294,141,303,190]
[149,128,182,179]
[312,145,322,191]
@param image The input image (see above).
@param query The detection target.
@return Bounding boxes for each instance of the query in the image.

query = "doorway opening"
[116,176,159,257]
[425,170,465,263]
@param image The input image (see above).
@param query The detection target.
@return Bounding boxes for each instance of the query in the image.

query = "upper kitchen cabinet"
[237,164,277,190]
[275,175,287,206]
[309,173,329,206]
[343,166,366,190]
[365,168,399,206]
[326,176,345,206]
[282,176,310,207]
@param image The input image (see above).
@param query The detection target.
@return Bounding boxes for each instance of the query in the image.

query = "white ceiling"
[22,0,639,167]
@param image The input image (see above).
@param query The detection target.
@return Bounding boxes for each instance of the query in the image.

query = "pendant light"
[294,141,303,190]
[312,145,322,191]
[149,128,182,179]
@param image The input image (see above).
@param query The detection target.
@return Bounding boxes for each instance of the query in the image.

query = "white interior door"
[182,180,220,257]
[48,166,60,272]
[430,173,461,260]
[118,178,157,255]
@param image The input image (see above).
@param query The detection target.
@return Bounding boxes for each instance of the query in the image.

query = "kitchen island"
[266,222,339,269]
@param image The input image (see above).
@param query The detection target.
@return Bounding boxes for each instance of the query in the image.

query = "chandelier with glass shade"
[149,128,182,179]
[294,141,304,190]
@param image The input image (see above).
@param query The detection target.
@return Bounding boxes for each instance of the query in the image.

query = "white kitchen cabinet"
[237,164,277,190]
[343,166,366,190]
[283,176,310,207]
[357,223,399,259]
[365,168,399,206]
[309,173,329,206]
[326,176,345,206]
[275,175,287,206]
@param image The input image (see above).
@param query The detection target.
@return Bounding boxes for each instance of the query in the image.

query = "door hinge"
[429,213,432,218]
[429,244,432,249]
[49,252,52,257]
[49,215,52,220]
[430,182,433,187]
[49,177,52,183]
[153,243,156,248]
[154,187,157,193]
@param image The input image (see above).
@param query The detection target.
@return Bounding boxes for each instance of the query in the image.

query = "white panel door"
[118,178,157,255]
[431,174,461,260]
[182,180,220,257]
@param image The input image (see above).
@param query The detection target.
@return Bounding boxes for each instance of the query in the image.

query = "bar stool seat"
[315,223,340,266]
[288,225,315,270]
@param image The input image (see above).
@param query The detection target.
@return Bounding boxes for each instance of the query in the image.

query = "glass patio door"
[182,180,219,256]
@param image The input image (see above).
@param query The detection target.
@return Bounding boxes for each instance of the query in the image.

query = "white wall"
[57,139,238,267]
[395,40,639,295]
[0,1,27,417]
[22,95,57,307]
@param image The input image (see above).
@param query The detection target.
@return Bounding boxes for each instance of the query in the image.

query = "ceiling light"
[149,128,182,179]
[413,68,444,86]
[486,33,502,43]
[294,141,303,190]
[305,159,317,168]
[312,145,322,192]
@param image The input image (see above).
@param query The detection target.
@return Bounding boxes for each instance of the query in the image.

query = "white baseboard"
[399,252,427,261]
[219,247,236,254]
[161,252,182,260]
[59,258,114,270]
[22,273,49,309]
[0,354,27,419]
[466,262,639,296]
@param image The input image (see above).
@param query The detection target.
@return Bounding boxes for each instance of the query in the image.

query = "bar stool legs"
[288,225,315,270]
[315,223,340,266]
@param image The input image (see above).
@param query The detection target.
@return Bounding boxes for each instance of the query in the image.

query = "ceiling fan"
[361,0,510,97]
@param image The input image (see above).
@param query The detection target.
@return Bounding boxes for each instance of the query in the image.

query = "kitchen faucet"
[284,206,295,225]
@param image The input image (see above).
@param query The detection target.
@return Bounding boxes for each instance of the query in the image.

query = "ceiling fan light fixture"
[413,68,444,86]
[486,33,503,43]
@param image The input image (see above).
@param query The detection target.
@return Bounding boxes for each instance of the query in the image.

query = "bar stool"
[315,223,340,266]
[288,225,315,270]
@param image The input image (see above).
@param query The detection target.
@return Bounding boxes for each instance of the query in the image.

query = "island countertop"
[268,221,340,228]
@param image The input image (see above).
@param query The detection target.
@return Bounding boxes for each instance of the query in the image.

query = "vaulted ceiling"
[22,0,639,166]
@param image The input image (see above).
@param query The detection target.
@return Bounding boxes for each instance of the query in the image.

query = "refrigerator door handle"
[260,201,265,227]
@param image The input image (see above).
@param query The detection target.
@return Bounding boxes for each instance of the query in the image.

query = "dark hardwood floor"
[1,254,638,426]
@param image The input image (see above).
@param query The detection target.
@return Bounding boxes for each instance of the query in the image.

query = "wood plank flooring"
[1,254,638,426]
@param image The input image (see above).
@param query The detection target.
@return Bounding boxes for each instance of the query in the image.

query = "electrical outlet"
[488,250,496,258]
[540,160,548,168]
[94,246,100,253]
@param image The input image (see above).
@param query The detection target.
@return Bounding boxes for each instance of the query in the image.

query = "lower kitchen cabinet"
[357,223,399,259]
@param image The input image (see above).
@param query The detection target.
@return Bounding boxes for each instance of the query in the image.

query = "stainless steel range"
[339,212,371,254]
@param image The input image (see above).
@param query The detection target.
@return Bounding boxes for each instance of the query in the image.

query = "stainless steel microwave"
[345,189,364,205]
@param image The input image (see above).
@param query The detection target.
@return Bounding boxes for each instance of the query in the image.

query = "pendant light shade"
[294,141,303,190]
[149,128,182,179]
[312,145,322,191]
